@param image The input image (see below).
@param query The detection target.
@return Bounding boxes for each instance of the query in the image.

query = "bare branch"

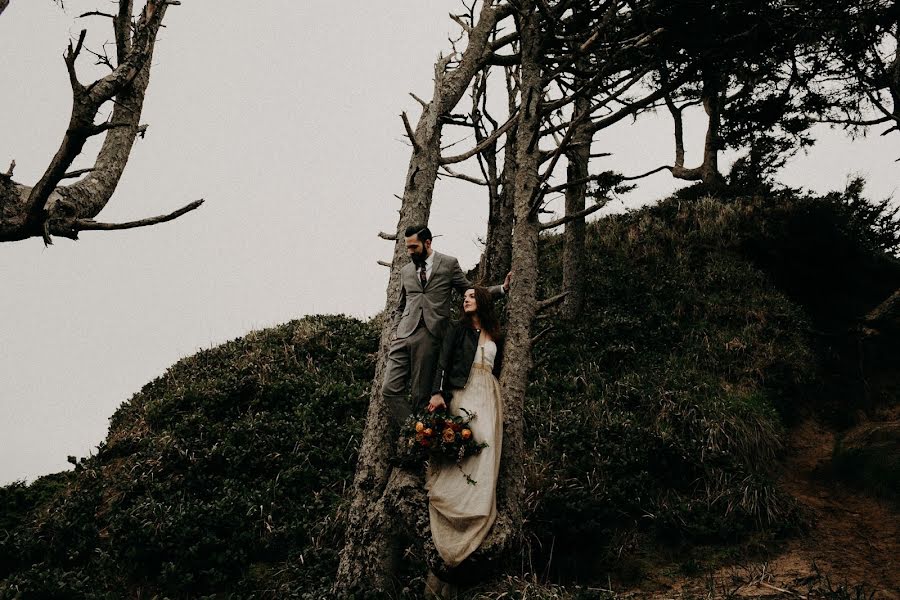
[61,167,95,179]
[543,173,603,194]
[621,165,671,181]
[449,13,473,34]
[813,115,892,127]
[0,159,15,180]
[65,29,88,90]
[377,260,392,268]
[73,199,203,232]
[83,121,136,136]
[409,92,429,108]
[440,111,518,164]
[88,49,115,72]
[531,325,555,346]
[438,166,488,186]
[536,292,569,313]
[78,11,117,19]
[378,231,397,241]
[400,112,421,152]
[540,198,608,231]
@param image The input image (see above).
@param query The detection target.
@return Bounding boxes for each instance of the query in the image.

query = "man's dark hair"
[404,225,432,242]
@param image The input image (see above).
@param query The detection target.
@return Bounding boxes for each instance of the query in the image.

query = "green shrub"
[1,315,377,599]
[2,189,898,597]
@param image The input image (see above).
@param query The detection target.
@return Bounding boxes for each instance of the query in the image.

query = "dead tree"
[334,2,516,593]
[0,0,201,245]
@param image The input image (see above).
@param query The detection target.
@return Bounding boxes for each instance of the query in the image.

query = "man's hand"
[503,271,513,293]
[428,393,446,413]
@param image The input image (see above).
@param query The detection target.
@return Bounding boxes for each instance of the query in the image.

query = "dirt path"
[627,419,900,599]
[686,419,898,599]
[760,419,899,598]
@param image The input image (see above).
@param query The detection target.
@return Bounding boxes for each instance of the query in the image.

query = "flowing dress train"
[425,341,503,567]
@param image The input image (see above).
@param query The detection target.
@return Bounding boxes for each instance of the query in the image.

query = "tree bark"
[334,3,511,593]
[668,66,726,188]
[489,0,544,557]
[561,94,593,320]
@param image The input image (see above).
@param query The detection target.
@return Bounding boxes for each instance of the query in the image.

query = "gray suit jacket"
[390,251,502,340]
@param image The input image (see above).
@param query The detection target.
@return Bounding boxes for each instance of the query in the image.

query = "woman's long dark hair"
[460,286,502,341]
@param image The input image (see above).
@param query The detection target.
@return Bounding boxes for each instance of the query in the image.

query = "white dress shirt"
[419,250,434,282]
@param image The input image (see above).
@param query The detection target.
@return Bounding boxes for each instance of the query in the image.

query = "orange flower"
[461,428,472,440]
[415,421,425,433]
[442,428,455,443]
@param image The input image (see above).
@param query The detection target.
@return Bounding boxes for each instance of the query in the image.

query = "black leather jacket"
[431,321,503,399]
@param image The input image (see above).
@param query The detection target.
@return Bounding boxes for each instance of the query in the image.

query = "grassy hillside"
[2,187,898,599]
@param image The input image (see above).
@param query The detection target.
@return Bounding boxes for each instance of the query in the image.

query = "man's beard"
[411,251,427,267]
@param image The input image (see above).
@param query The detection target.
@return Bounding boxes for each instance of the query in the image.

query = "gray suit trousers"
[382,320,441,425]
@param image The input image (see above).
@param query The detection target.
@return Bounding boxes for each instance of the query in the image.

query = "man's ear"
[425,239,433,252]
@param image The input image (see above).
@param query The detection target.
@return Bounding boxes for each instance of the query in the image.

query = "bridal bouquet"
[403,408,487,469]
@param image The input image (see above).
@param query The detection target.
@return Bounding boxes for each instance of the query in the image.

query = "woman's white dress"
[425,340,503,567]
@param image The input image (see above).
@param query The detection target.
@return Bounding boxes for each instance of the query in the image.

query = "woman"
[425,285,504,570]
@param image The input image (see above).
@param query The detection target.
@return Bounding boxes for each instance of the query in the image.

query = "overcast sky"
[1,1,897,485]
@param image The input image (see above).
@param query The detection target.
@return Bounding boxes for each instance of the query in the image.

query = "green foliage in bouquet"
[403,409,487,484]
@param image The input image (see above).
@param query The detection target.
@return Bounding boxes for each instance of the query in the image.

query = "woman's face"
[463,288,478,314]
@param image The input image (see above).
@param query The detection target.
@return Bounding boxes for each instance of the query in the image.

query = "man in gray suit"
[383,225,509,424]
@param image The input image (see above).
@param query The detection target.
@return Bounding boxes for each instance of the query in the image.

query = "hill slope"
[2,189,898,599]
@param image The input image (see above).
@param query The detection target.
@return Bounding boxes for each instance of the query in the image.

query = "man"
[383,225,510,425]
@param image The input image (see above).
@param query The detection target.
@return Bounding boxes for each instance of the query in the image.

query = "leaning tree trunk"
[334,3,509,594]
[560,93,593,320]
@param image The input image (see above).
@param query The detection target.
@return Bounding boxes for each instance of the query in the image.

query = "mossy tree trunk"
[334,3,512,593]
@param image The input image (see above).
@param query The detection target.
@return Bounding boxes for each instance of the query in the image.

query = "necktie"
[419,264,427,286]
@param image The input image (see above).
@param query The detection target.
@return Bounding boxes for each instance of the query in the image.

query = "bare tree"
[0,0,200,245]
